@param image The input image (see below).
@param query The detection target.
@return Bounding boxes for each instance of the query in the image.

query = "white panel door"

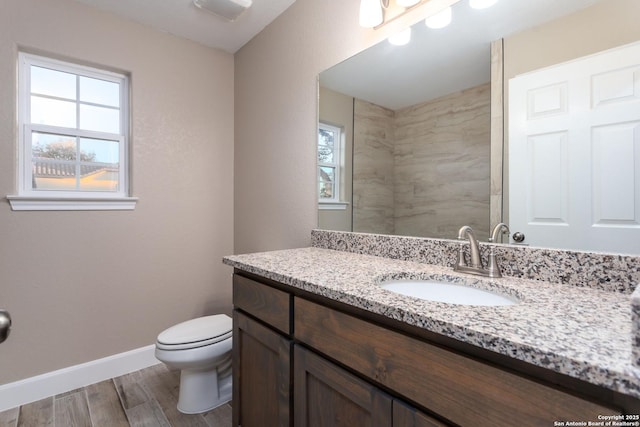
[509,42,640,254]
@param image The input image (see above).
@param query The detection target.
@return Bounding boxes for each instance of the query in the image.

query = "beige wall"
[0,0,234,384]
[318,87,353,232]
[504,0,640,81]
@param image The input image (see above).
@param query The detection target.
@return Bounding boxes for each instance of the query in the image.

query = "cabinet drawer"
[294,297,619,427]
[233,274,291,334]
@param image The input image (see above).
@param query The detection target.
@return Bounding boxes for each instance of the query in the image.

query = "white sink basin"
[380,278,518,306]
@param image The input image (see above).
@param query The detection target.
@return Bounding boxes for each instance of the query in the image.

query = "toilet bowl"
[155,314,232,414]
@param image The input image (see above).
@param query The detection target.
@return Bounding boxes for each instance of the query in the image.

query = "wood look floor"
[0,364,231,427]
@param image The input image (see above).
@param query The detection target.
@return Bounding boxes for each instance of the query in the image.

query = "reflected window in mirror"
[317,122,343,204]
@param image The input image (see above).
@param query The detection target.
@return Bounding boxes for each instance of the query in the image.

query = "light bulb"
[388,28,411,46]
[469,0,498,9]
[396,0,420,7]
[425,6,452,29]
[359,0,383,28]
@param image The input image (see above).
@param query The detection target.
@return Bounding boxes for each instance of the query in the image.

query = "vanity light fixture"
[193,0,252,22]
[425,6,452,29]
[388,27,412,45]
[359,0,460,30]
[469,0,498,9]
[360,0,424,28]
[359,0,387,28]
[396,0,421,7]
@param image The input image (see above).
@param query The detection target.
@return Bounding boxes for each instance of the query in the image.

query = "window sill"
[318,201,349,211]
[6,195,138,211]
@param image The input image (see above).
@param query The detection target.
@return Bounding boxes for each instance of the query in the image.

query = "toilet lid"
[157,314,232,349]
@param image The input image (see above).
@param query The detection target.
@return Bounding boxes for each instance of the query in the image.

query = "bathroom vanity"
[224,235,640,426]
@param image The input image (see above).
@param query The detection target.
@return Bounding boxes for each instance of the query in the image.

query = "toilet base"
[176,365,232,414]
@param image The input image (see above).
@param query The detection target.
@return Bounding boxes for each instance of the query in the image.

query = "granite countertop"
[223,246,640,399]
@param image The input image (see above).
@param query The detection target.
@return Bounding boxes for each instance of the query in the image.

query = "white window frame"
[7,52,137,211]
[318,122,345,206]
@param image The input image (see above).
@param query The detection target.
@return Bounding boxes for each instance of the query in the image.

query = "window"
[8,52,136,210]
[317,122,342,203]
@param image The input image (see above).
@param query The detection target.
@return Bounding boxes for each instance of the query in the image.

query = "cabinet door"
[233,311,291,427]
[294,345,392,427]
[393,400,450,427]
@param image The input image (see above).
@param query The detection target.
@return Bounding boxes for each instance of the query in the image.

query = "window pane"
[80,104,119,133]
[319,166,335,199]
[31,132,77,191]
[78,138,119,192]
[80,76,120,107]
[32,132,77,160]
[80,138,119,164]
[319,180,335,199]
[318,128,336,163]
[30,66,76,100]
[31,96,76,128]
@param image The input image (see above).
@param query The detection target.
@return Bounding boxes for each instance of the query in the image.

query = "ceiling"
[73,0,297,53]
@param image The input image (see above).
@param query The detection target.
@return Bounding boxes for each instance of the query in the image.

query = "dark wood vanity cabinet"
[232,272,629,427]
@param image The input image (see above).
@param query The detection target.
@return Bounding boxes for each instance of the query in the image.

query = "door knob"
[512,232,525,243]
[0,310,12,344]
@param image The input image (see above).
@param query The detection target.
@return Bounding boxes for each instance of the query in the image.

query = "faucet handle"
[456,243,466,266]
[487,251,503,278]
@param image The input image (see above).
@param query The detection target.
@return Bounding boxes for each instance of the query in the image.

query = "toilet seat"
[156,314,232,351]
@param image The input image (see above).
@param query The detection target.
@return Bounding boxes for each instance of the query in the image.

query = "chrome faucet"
[487,223,511,278]
[454,225,503,278]
[456,226,482,268]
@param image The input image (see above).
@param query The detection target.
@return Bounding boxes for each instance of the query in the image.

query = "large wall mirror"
[317,0,640,255]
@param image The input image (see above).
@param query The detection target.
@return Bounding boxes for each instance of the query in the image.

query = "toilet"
[155,314,232,414]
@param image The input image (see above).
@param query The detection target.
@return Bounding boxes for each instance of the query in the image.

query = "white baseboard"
[0,344,161,412]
